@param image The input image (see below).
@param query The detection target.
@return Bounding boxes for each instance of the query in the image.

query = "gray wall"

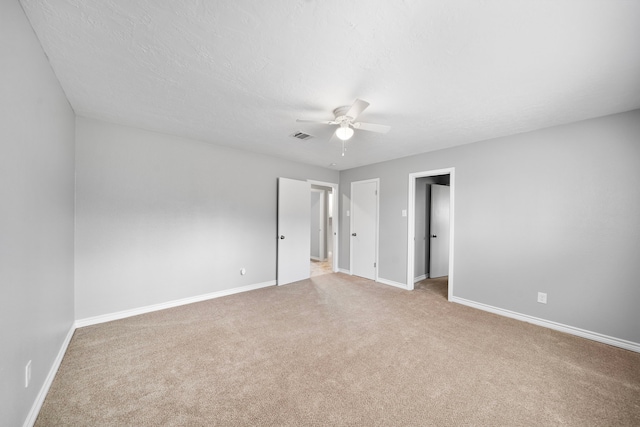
[340,110,640,344]
[75,117,338,319]
[0,1,76,425]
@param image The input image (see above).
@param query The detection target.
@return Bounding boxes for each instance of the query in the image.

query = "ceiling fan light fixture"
[335,124,354,141]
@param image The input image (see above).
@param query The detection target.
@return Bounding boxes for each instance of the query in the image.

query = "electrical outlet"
[537,292,547,304]
[25,360,31,388]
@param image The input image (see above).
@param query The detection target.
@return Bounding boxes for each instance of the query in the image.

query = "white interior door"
[277,178,310,285]
[429,184,450,278]
[350,179,378,280]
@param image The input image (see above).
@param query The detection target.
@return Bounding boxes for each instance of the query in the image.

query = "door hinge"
[374,262,377,268]
[375,190,378,195]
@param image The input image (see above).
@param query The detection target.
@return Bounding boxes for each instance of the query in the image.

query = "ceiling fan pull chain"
[342,140,348,156]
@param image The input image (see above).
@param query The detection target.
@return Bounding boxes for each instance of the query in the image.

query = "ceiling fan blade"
[345,99,370,120]
[296,119,338,125]
[353,122,391,134]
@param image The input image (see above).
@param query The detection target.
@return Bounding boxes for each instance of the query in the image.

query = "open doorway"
[407,168,455,299]
[308,180,339,277]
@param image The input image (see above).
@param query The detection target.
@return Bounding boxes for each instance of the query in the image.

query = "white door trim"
[407,168,455,299]
[350,178,380,281]
[307,179,339,273]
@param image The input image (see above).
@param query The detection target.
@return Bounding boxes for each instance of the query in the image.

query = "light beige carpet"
[310,257,333,277]
[36,274,640,426]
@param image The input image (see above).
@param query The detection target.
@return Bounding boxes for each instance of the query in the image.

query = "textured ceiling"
[20,0,640,170]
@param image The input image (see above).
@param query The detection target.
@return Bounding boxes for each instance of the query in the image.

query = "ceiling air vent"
[290,131,314,140]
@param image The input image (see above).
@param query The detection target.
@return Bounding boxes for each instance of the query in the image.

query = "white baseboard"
[338,268,350,275]
[23,324,75,427]
[451,296,640,353]
[414,274,427,283]
[377,277,410,290]
[75,280,276,328]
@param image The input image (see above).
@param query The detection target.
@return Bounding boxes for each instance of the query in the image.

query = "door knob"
[352,233,357,236]
[280,235,285,239]
[431,234,437,238]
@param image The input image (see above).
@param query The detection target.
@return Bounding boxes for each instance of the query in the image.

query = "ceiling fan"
[296,99,390,156]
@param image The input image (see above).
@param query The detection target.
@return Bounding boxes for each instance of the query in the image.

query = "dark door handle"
[352,233,357,236]
[280,235,285,239]
[431,234,437,238]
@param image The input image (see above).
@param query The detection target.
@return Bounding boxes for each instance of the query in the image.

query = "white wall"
[340,110,640,345]
[0,1,76,425]
[75,117,339,320]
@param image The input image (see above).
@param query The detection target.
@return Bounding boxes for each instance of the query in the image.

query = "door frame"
[307,180,339,272]
[350,178,380,281]
[407,168,455,298]
[310,188,325,261]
